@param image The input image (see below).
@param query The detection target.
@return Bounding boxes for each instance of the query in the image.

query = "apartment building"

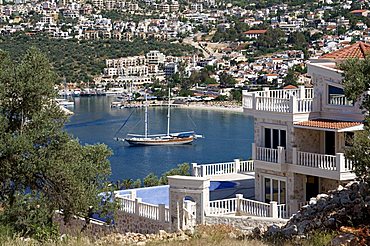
[242,42,366,213]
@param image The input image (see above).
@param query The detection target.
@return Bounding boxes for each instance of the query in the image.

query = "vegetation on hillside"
[0,33,198,84]
[340,57,370,182]
[0,48,114,240]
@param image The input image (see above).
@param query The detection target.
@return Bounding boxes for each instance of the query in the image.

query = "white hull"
[125,136,194,146]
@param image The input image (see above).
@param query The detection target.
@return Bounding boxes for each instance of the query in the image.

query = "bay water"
[65,97,254,181]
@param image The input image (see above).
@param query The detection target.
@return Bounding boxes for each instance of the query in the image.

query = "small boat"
[56,98,74,108]
[116,88,202,146]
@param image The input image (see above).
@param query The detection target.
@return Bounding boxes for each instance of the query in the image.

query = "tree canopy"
[340,57,370,182]
[0,48,113,239]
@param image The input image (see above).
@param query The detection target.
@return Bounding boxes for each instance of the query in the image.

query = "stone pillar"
[130,190,137,200]
[135,198,142,215]
[158,204,166,222]
[168,175,210,232]
[191,163,198,177]
[299,85,305,99]
[277,146,285,164]
[270,201,278,219]
[290,199,299,217]
[234,159,240,173]
[292,147,297,165]
[252,143,256,160]
[235,194,243,214]
[289,95,298,113]
[336,153,345,173]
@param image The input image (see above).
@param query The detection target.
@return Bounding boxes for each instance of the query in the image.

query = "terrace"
[242,86,314,119]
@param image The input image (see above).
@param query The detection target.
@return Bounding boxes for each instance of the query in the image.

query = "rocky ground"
[256,181,370,245]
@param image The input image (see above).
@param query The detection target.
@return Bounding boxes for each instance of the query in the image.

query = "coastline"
[176,103,243,113]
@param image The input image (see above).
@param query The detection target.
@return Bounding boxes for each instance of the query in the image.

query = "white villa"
[243,42,367,214]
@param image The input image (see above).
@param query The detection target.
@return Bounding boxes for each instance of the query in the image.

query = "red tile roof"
[244,30,267,34]
[350,9,368,13]
[294,120,362,130]
[283,85,298,89]
[320,42,370,59]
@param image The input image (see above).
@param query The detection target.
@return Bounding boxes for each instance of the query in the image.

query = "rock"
[330,233,358,246]
[266,224,281,236]
[282,225,298,237]
[324,218,336,228]
[137,242,146,246]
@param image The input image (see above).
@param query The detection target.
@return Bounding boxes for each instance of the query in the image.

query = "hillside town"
[2,0,370,99]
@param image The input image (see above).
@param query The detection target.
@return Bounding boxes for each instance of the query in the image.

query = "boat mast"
[144,93,148,138]
[167,86,171,136]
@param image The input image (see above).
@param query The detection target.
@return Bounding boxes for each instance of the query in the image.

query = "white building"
[243,42,367,214]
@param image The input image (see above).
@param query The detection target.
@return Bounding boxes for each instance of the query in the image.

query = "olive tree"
[0,48,113,238]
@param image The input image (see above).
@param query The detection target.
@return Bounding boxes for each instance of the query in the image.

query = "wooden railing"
[191,159,254,177]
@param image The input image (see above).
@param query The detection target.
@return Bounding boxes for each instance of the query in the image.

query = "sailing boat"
[122,88,202,146]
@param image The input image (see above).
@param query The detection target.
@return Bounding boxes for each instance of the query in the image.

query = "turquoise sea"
[65,96,254,181]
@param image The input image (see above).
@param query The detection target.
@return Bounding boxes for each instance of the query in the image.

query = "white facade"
[242,54,363,214]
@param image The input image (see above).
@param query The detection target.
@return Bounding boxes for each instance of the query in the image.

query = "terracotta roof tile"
[294,119,362,130]
[320,42,370,59]
[244,30,267,34]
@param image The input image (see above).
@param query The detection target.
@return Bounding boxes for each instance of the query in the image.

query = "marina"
[65,96,253,181]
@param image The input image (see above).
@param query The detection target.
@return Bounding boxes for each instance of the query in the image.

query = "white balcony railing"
[296,151,337,170]
[292,148,355,173]
[191,159,254,177]
[329,95,353,106]
[243,86,313,114]
[116,196,170,223]
[207,194,286,219]
[252,143,285,164]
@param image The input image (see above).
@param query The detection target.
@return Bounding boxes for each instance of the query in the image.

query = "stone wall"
[55,211,170,237]
[294,128,321,153]
[205,215,287,231]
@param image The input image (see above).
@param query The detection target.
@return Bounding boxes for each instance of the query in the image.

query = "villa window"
[264,177,286,204]
[264,128,286,149]
[328,85,353,106]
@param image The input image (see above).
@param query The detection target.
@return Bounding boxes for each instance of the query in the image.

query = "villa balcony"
[251,143,356,180]
[290,148,356,181]
[243,87,314,120]
[252,143,287,173]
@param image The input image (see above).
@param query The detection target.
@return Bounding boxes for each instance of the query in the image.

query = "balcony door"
[325,131,335,155]
[306,176,319,201]
[264,177,286,204]
[264,128,286,149]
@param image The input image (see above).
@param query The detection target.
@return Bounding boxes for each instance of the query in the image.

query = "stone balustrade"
[207,194,288,219]
[116,195,170,223]
[243,86,313,114]
[252,143,285,164]
[292,148,354,173]
[191,159,254,177]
